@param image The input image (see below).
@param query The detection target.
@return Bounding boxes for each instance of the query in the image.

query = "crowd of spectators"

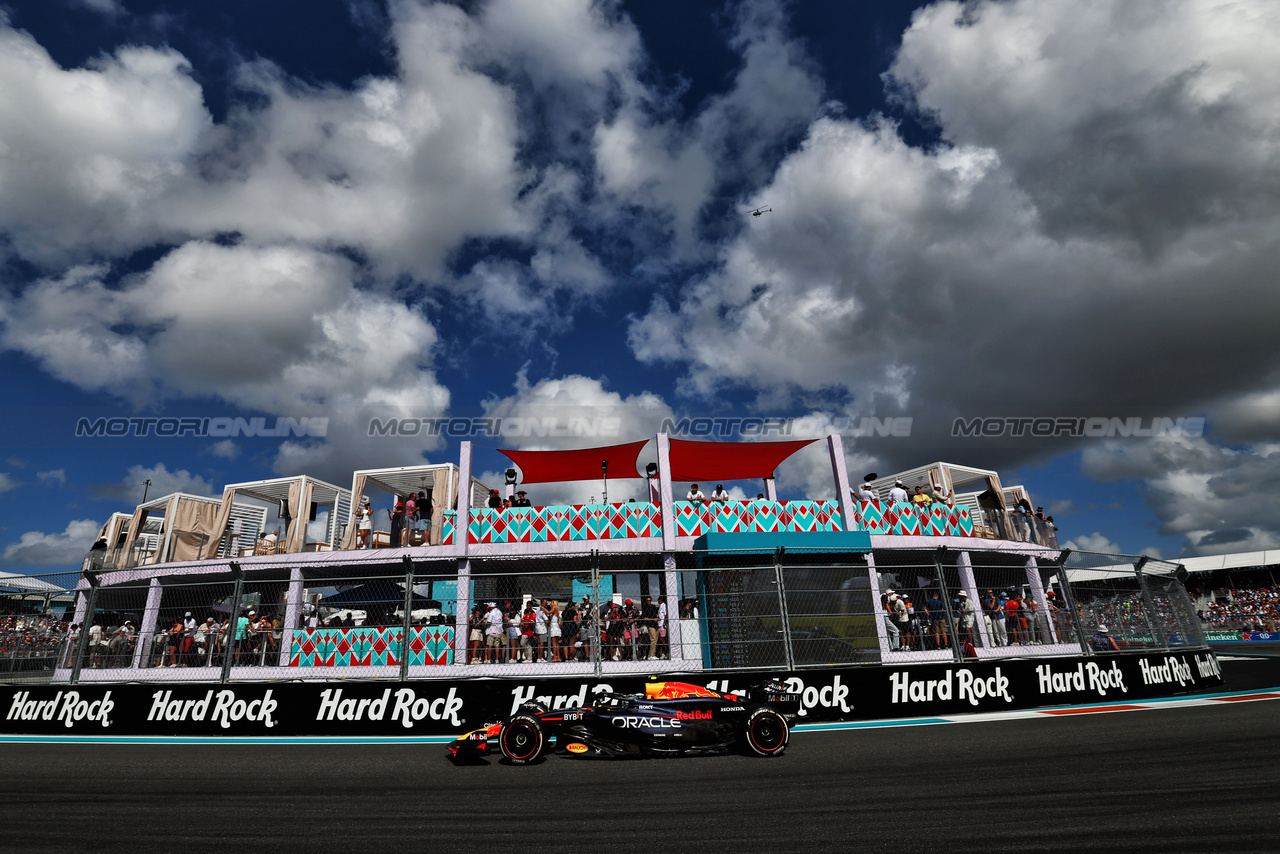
[0,613,70,668]
[466,595,674,665]
[1198,583,1279,632]
[882,588,1065,652]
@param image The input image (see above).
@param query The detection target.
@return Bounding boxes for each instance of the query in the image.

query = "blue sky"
[2,0,1279,573]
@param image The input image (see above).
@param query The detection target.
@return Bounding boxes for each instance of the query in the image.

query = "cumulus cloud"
[36,470,66,486]
[1063,531,1123,555]
[1082,436,1280,556]
[0,473,15,494]
[594,0,823,254]
[1,519,102,566]
[90,463,214,503]
[0,241,451,479]
[206,440,240,461]
[629,0,1280,533]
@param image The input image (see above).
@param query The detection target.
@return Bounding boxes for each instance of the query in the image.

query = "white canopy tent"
[343,463,489,549]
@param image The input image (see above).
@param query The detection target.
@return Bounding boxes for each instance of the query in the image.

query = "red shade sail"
[499,439,650,485]
[668,438,817,482]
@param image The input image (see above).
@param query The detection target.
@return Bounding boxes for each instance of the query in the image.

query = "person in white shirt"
[854,483,876,502]
[484,603,506,663]
[686,484,706,502]
[888,480,908,503]
[710,484,729,502]
[356,497,373,548]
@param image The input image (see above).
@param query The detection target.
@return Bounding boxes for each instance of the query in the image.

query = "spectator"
[389,500,405,549]
[855,482,876,502]
[577,597,595,661]
[912,486,932,506]
[957,591,976,646]
[710,484,730,502]
[519,603,537,662]
[403,493,417,545]
[686,484,706,503]
[888,480,908,503]
[356,497,373,548]
[985,590,1007,647]
[620,598,640,661]
[484,602,505,663]
[512,489,532,508]
[503,600,520,664]
[1005,594,1025,645]
[885,591,903,651]
[640,595,660,660]
[548,600,563,662]
[1090,624,1120,652]
[486,489,503,509]
[926,591,948,650]
[562,601,579,661]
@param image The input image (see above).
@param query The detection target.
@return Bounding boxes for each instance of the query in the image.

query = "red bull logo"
[675,709,712,720]
[646,682,724,700]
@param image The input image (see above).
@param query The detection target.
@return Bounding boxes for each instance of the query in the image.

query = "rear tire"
[499,714,545,764]
[742,708,788,757]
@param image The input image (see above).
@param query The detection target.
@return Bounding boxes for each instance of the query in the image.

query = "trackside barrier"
[0,649,1225,737]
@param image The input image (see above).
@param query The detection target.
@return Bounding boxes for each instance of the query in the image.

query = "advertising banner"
[1,650,1223,737]
[1205,631,1280,643]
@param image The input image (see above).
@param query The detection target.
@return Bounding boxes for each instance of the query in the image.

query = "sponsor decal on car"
[566,742,589,754]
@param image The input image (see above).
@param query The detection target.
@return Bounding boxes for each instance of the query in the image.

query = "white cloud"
[36,469,66,486]
[1,519,101,566]
[93,463,214,503]
[206,440,240,460]
[1063,532,1123,555]
[0,473,15,494]
[627,0,1280,526]
[0,242,452,480]
[593,0,823,254]
[1082,435,1280,556]
[0,28,210,264]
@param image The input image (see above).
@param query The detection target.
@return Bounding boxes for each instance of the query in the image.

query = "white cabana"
[342,463,489,549]
[209,476,349,556]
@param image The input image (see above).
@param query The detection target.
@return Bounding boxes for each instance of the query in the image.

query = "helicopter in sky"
[750,205,772,217]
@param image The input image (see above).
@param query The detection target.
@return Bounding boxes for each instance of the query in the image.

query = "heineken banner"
[1205,631,1280,643]
[2,650,1223,737]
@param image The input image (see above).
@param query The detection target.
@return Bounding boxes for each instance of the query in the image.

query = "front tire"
[499,714,545,764]
[742,708,788,757]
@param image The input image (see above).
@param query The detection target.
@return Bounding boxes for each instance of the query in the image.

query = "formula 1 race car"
[447,680,801,764]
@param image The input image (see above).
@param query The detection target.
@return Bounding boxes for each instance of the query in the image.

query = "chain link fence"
[2,544,1211,685]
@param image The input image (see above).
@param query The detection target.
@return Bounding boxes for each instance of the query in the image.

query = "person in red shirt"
[1005,594,1023,645]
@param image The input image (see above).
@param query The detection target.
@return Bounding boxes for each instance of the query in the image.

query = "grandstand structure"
[44,435,1207,685]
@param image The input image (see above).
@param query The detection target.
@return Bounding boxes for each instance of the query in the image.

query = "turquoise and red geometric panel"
[673,500,845,537]
[849,501,974,537]
[288,626,455,667]
[467,503,663,545]
[441,513,456,545]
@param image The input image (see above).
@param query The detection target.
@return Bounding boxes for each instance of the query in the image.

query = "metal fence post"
[1052,550,1090,654]
[69,572,100,685]
[934,548,964,661]
[400,555,415,681]
[221,562,244,684]
[774,547,795,670]
[1132,557,1167,650]
[591,550,601,678]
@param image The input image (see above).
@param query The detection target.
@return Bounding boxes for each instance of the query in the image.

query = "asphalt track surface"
[2,664,1277,853]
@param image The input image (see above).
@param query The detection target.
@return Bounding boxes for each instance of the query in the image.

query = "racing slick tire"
[499,714,546,764]
[741,707,789,757]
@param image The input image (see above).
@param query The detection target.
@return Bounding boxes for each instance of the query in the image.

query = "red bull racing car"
[448,680,800,764]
